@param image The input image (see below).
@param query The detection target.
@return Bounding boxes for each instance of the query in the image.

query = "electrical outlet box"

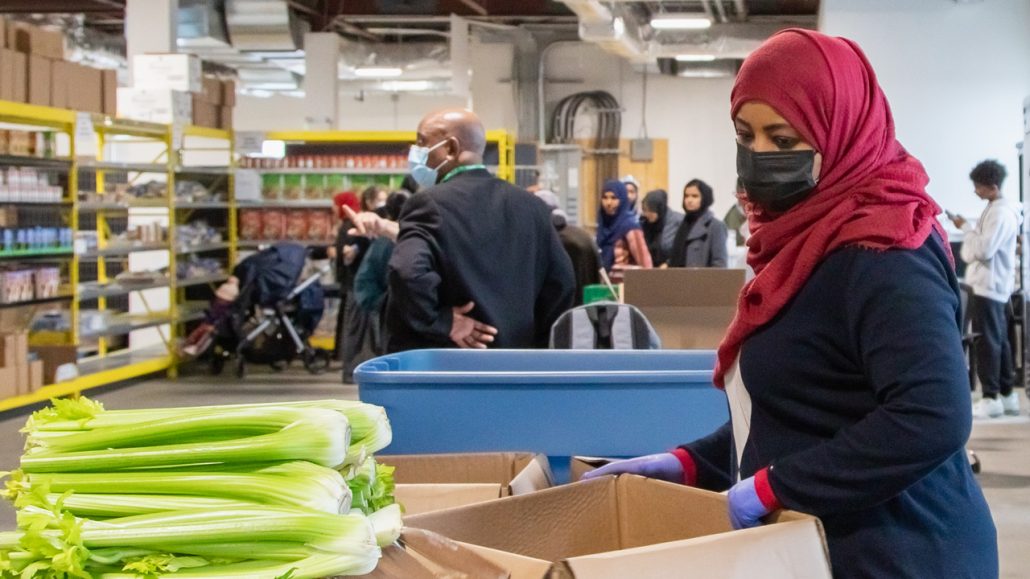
[630,138,654,162]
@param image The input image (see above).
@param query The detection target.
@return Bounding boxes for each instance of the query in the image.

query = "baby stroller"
[209,242,332,378]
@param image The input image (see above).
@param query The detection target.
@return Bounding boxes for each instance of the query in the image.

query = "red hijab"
[714,29,949,388]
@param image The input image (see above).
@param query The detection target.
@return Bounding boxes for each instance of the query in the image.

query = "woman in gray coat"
[640,189,684,267]
[668,179,728,268]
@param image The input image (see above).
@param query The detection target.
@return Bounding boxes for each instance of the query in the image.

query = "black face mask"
[736,143,817,212]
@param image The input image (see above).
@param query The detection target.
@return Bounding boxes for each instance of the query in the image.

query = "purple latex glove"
[727,475,771,530]
[580,452,683,483]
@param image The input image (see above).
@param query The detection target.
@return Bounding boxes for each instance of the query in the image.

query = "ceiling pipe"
[712,0,729,24]
[733,0,748,20]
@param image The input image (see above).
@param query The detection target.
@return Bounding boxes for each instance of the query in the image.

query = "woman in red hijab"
[584,29,997,577]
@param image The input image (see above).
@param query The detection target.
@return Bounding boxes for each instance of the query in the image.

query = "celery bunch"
[0,397,400,578]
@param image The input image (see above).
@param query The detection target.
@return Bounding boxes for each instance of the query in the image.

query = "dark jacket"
[354,237,394,314]
[683,234,997,578]
[558,224,602,306]
[668,210,728,268]
[386,168,576,352]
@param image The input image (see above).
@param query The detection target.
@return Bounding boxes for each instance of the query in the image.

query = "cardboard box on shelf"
[0,365,16,400]
[381,453,553,516]
[132,53,201,93]
[101,69,117,115]
[219,106,233,131]
[0,333,19,368]
[201,75,222,105]
[406,475,832,579]
[0,17,6,50]
[7,50,27,104]
[50,60,70,109]
[0,50,14,102]
[30,345,76,385]
[28,359,42,392]
[222,79,236,106]
[623,268,745,349]
[27,55,51,107]
[117,88,191,124]
[73,64,104,113]
[28,26,64,60]
[191,98,219,128]
[7,22,30,54]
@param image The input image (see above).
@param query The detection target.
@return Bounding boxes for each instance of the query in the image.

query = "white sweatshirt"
[960,197,1021,303]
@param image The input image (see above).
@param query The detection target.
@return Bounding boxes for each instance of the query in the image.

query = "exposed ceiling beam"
[0,0,124,12]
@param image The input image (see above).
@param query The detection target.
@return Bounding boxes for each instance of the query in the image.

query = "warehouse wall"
[821,0,1030,224]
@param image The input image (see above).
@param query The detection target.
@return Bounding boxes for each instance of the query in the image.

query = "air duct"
[226,0,309,51]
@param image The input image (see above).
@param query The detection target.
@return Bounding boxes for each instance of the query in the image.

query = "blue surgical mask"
[408,140,449,190]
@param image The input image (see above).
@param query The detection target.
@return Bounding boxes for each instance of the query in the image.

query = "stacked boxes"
[0,332,41,397]
[0,16,115,114]
[119,54,235,129]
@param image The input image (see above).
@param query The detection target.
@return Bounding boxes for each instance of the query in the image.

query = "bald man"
[382,108,575,352]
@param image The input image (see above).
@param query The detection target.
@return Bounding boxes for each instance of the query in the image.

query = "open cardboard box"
[358,529,508,578]
[380,452,553,516]
[568,456,617,483]
[406,475,831,579]
[623,268,745,349]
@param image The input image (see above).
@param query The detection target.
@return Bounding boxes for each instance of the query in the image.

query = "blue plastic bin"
[355,349,727,483]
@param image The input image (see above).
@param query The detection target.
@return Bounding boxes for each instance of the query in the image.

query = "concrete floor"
[0,368,1027,577]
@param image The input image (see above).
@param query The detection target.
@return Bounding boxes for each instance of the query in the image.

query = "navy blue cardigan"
[684,233,997,578]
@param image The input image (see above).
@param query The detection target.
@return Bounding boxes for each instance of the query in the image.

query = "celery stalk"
[20,410,350,473]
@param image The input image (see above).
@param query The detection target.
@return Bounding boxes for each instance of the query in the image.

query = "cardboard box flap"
[456,542,552,579]
[383,453,538,484]
[569,456,615,483]
[559,520,830,579]
[624,269,744,307]
[360,528,509,578]
[396,483,503,515]
[617,476,732,548]
[408,477,622,561]
[508,454,554,495]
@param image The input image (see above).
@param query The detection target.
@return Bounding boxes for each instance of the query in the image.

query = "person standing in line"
[596,179,652,282]
[639,189,684,267]
[535,190,602,305]
[623,175,641,215]
[950,160,1023,418]
[668,179,728,268]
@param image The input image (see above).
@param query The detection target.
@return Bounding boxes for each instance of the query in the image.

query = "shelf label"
[234,169,262,201]
[74,113,98,160]
[235,131,267,156]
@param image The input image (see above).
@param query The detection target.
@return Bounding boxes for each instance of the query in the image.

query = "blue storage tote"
[355,349,728,482]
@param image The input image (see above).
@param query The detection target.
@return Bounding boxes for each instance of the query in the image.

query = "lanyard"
[442,164,487,183]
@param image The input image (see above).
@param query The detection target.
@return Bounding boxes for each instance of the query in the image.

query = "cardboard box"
[360,529,508,578]
[101,69,117,115]
[222,79,236,106]
[30,344,76,385]
[0,49,14,102]
[132,53,201,93]
[568,456,617,483]
[27,26,63,60]
[201,75,222,104]
[27,55,51,107]
[623,268,745,349]
[6,50,27,103]
[0,365,16,400]
[50,60,70,109]
[28,359,43,392]
[219,105,233,131]
[191,98,219,128]
[0,333,18,368]
[7,22,30,54]
[407,475,832,579]
[0,17,6,51]
[117,88,191,124]
[382,452,553,516]
[71,64,104,113]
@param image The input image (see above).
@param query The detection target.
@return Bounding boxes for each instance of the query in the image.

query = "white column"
[126,0,178,82]
[303,33,340,130]
[450,15,471,106]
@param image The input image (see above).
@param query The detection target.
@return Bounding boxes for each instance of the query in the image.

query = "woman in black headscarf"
[668,179,728,268]
[640,189,684,267]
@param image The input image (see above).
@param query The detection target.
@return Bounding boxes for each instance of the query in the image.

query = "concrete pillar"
[126,0,178,82]
[450,15,471,105]
[303,32,340,130]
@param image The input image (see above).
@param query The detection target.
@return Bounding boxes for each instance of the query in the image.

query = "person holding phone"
[949,160,1022,419]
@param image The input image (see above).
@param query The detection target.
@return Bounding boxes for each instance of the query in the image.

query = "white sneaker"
[973,397,1004,419]
[1001,392,1021,416]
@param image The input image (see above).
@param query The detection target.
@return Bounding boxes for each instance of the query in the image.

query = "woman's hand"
[580,453,683,483]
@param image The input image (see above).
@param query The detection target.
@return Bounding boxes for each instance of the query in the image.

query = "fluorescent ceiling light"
[380,80,433,92]
[651,15,712,30]
[675,54,717,62]
[354,67,403,78]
